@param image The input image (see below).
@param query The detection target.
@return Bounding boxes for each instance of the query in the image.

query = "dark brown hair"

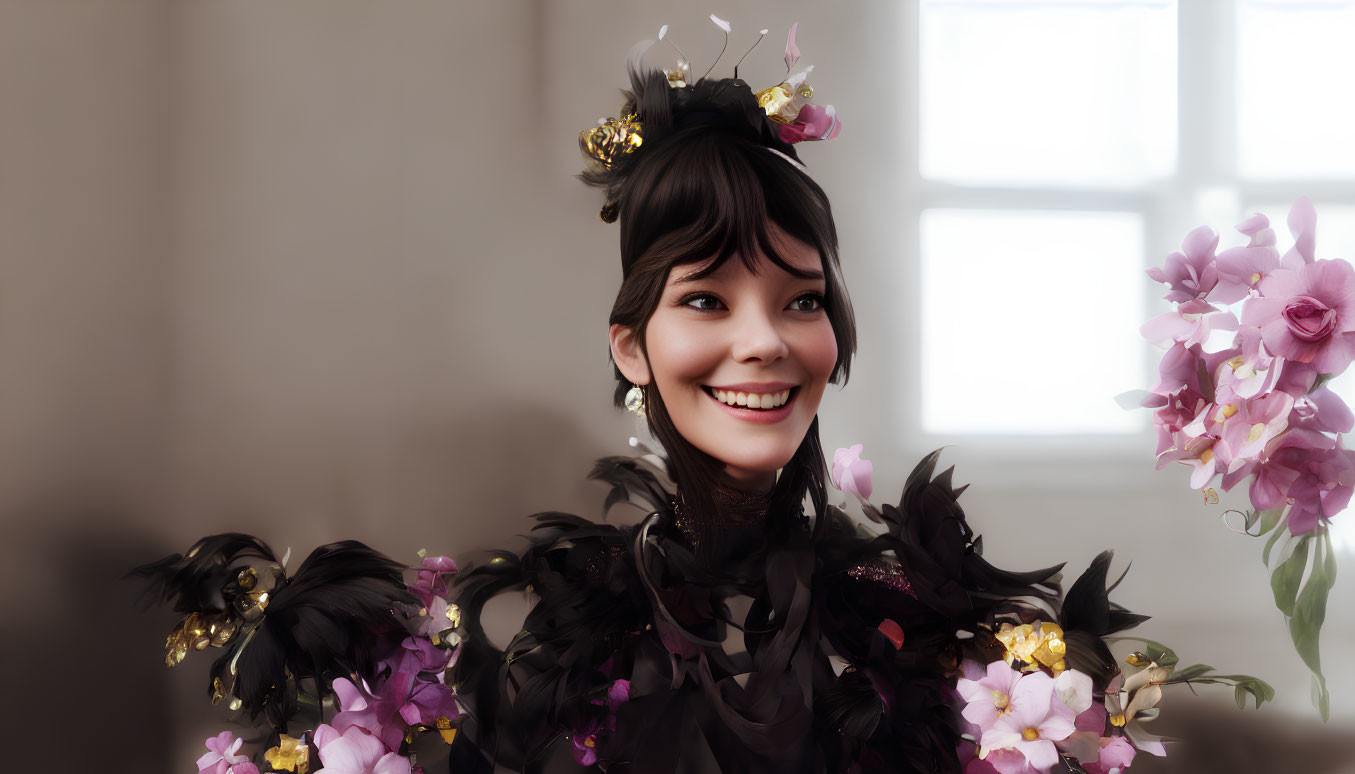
[590,73,856,541]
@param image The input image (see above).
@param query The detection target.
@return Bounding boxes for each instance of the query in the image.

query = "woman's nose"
[730,308,790,363]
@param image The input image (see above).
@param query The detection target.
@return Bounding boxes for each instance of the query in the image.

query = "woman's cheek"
[802,321,839,383]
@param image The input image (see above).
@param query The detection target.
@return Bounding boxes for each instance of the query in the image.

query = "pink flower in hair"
[830,444,873,502]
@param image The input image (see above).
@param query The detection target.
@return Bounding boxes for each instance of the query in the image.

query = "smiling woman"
[613,226,839,489]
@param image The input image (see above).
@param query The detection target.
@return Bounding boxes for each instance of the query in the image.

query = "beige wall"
[2,2,1351,772]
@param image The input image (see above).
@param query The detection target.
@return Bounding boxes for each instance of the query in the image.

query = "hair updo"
[583,69,857,536]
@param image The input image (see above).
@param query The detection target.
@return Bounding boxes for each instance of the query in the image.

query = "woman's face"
[635,230,838,489]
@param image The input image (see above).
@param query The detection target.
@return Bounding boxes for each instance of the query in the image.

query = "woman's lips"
[702,385,799,423]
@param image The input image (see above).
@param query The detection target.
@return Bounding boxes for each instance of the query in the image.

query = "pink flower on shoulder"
[198,731,257,774]
[957,661,1023,731]
[313,724,412,774]
[982,671,1077,772]
[830,444,873,502]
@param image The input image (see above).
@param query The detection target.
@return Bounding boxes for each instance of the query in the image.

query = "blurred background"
[2,0,1353,771]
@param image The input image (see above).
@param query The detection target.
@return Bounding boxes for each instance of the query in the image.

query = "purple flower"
[1152,388,1207,458]
[571,724,603,767]
[390,635,453,676]
[1242,259,1355,374]
[830,444,874,502]
[312,724,412,774]
[571,679,632,767]
[409,555,456,608]
[1290,387,1355,435]
[197,731,256,774]
[392,670,459,728]
[1149,343,1205,398]
[1213,242,1279,303]
[1285,448,1355,534]
[1248,429,1330,511]
[1146,225,1220,303]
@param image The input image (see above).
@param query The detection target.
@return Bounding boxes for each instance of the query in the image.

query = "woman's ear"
[609,324,650,385]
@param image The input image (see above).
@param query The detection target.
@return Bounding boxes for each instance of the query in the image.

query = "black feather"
[135,535,413,732]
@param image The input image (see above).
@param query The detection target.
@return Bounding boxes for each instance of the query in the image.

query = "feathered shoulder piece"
[132,533,413,731]
[862,451,1065,628]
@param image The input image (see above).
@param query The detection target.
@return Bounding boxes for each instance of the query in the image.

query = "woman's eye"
[789,293,825,313]
[681,293,725,312]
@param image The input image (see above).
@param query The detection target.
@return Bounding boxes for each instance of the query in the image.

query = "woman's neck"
[721,465,777,493]
[672,480,772,553]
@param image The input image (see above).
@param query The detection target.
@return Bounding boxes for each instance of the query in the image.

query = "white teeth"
[709,388,794,409]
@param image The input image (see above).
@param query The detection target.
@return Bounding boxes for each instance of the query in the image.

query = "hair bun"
[580,23,841,222]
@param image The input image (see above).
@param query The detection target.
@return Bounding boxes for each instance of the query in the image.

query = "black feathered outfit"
[444,452,1114,774]
[134,66,1170,774]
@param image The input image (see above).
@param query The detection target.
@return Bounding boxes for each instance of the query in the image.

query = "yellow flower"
[994,622,1067,674]
[265,734,309,773]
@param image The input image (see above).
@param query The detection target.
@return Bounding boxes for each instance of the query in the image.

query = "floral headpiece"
[579,17,842,222]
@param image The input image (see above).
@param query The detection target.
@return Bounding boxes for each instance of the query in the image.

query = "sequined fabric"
[847,557,917,599]
[671,485,770,550]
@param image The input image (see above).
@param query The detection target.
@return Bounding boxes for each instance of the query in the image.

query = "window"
[911,1,1355,450]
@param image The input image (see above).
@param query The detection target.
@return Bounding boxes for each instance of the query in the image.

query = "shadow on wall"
[2,402,622,773]
[4,515,174,773]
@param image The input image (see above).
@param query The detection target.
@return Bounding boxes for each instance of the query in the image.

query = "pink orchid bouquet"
[1135,198,1346,719]
[194,554,462,774]
[829,446,1270,773]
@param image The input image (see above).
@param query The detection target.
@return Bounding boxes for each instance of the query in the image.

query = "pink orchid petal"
[332,677,369,712]
[1285,196,1316,265]
[784,22,801,71]
[374,752,414,774]
[1017,738,1061,771]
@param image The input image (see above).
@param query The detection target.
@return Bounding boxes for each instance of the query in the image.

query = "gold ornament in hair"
[579,113,645,172]
[582,19,840,223]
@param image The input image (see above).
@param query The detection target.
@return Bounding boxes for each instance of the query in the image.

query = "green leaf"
[1270,534,1310,617]
[1289,532,1336,721]
[1256,507,1284,536]
[1169,663,1216,681]
[1263,518,1288,565]
[1161,668,1275,709]
[1110,637,1179,667]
